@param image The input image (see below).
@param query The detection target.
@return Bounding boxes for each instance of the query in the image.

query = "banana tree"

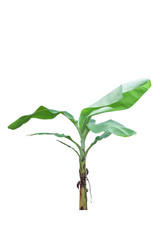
[8,78,151,210]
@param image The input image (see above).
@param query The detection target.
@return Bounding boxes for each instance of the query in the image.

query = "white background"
[0,1,160,239]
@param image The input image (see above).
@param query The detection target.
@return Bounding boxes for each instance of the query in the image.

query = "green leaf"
[8,106,78,130]
[28,132,81,154]
[86,132,111,156]
[87,119,136,137]
[79,79,151,132]
[86,119,136,155]
[57,140,80,156]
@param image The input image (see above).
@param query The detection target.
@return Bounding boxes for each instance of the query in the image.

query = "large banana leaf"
[8,106,78,130]
[87,119,136,137]
[79,79,151,132]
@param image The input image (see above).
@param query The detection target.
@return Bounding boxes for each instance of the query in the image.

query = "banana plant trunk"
[79,155,87,210]
[79,138,88,210]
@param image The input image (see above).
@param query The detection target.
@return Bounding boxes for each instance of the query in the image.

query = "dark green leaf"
[8,106,78,130]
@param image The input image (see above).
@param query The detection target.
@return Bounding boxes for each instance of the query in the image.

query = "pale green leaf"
[87,119,136,137]
[79,79,151,133]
